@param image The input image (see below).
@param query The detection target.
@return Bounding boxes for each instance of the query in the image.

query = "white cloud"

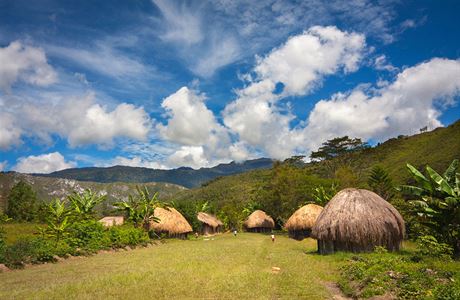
[0,41,57,92]
[47,42,147,80]
[2,92,152,149]
[153,0,204,46]
[166,146,209,169]
[0,161,7,171]
[110,156,167,169]
[157,87,221,145]
[302,58,460,149]
[374,55,398,72]
[13,152,76,174]
[223,26,366,158]
[0,112,22,149]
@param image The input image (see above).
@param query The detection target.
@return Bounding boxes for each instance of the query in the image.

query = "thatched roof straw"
[312,188,405,253]
[284,204,323,231]
[150,207,193,234]
[243,210,275,229]
[99,216,124,227]
[197,212,223,228]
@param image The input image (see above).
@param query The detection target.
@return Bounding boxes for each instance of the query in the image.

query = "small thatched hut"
[243,210,275,233]
[197,212,223,235]
[284,204,323,240]
[150,207,193,239]
[312,188,405,254]
[99,216,124,227]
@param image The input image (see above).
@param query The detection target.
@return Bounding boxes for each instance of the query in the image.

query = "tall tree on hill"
[6,180,38,222]
[310,136,369,161]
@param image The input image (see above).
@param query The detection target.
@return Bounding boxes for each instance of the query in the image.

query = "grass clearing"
[0,233,345,299]
[1,223,42,245]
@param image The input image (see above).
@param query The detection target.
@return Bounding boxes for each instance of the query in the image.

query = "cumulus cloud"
[0,112,22,149]
[157,87,221,145]
[374,55,398,72]
[13,152,76,174]
[0,41,57,92]
[2,92,152,149]
[157,86,249,168]
[302,58,460,148]
[223,26,366,158]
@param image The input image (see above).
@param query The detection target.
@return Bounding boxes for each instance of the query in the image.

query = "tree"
[114,186,163,231]
[67,189,106,220]
[6,181,38,222]
[398,159,460,256]
[310,136,369,161]
[368,165,394,201]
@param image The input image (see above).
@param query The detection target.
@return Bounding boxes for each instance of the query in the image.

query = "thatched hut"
[197,212,223,235]
[99,216,124,227]
[243,210,275,233]
[312,188,405,254]
[284,204,323,240]
[150,207,193,239]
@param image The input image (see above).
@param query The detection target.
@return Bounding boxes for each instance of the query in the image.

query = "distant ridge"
[38,158,274,188]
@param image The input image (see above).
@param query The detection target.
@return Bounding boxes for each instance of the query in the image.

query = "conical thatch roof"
[197,212,223,228]
[150,207,193,234]
[243,210,275,229]
[312,188,405,254]
[284,204,323,231]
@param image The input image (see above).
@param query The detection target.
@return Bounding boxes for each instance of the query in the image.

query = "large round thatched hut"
[197,212,223,235]
[284,204,323,240]
[311,188,405,254]
[243,210,275,233]
[150,207,193,239]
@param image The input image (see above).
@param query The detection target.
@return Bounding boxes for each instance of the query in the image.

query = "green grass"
[1,223,42,245]
[0,233,346,299]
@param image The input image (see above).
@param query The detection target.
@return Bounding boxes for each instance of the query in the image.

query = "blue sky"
[0,0,459,173]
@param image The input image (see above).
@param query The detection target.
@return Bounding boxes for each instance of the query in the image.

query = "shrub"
[107,226,149,248]
[3,237,57,268]
[0,227,5,263]
[66,220,110,253]
[416,235,454,260]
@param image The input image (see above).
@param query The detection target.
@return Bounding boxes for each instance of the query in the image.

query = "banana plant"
[398,159,460,255]
[45,198,71,245]
[67,189,106,220]
[114,186,162,231]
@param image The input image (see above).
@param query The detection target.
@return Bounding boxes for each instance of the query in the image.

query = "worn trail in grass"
[0,233,345,299]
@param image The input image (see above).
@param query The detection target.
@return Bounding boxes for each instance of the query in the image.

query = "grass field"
[0,233,347,299]
[1,223,43,245]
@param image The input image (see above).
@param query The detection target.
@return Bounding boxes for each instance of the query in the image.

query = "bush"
[107,226,149,248]
[0,227,5,263]
[416,235,453,260]
[2,237,57,268]
[339,252,459,299]
[65,220,110,253]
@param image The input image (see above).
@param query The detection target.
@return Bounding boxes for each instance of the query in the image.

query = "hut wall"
[202,224,215,235]
[288,229,312,241]
[317,239,402,254]
[246,227,272,233]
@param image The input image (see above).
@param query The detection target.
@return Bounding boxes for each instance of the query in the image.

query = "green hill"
[170,120,460,227]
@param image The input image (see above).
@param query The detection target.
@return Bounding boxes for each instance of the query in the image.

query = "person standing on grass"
[271,233,275,242]
[233,229,237,236]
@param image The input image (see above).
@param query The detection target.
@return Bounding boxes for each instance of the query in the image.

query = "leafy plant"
[398,159,460,256]
[416,235,453,260]
[44,198,71,245]
[67,189,106,220]
[311,183,338,206]
[114,186,162,231]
